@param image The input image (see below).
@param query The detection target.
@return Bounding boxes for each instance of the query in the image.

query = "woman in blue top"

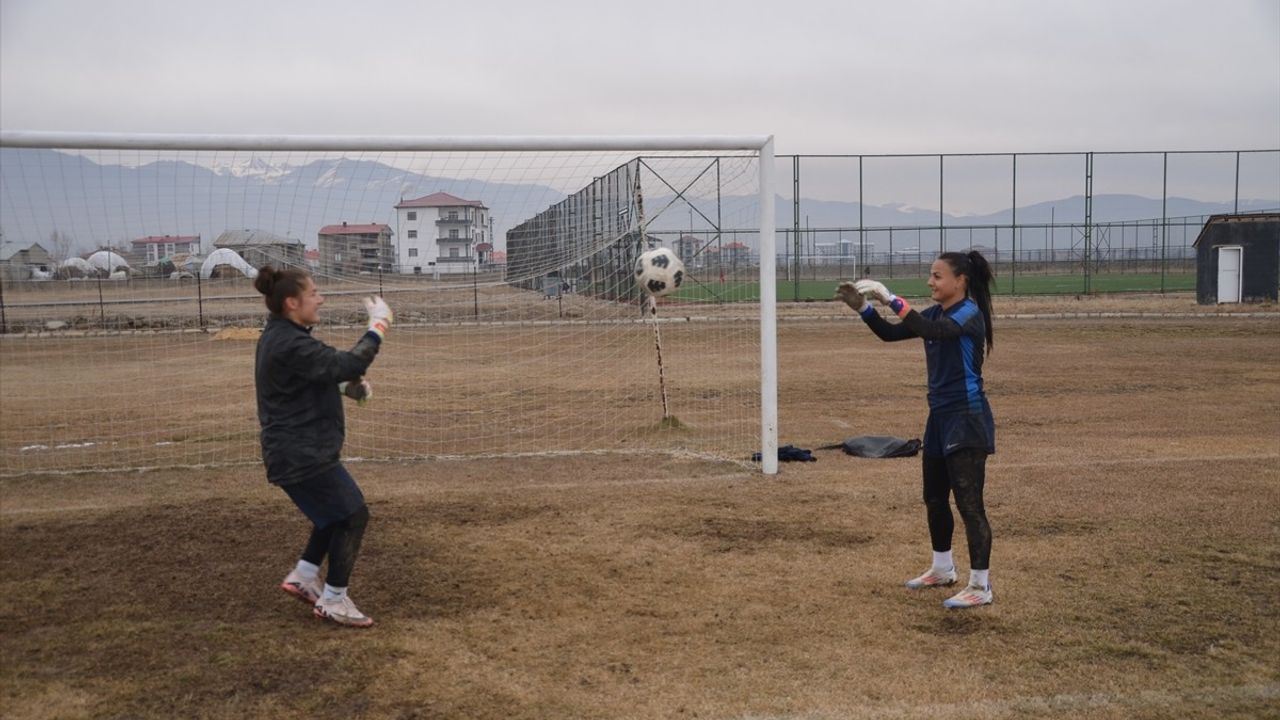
[836,251,996,609]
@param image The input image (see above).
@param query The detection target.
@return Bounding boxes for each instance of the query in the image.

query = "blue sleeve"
[899,303,964,341]
[859,304,918,342]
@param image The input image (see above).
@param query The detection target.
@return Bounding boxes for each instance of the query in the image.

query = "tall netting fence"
[0,138,768,475]
[775,150,1279,298]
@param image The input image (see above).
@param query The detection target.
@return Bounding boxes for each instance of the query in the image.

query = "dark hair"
[938,251,995,353]
[253,265,312,315]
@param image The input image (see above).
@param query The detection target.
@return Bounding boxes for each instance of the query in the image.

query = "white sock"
[932,550,954,571]
[321,584,347,602]
[295,559,321,580]
[970,569,990,589]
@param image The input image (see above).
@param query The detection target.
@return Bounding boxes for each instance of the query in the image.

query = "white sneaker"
[943,582,993,609]
[314,594,375,628]
[905,566,958,589]
[280,570,322,605]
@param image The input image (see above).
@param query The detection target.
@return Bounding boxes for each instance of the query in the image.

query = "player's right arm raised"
[283,296,393,385]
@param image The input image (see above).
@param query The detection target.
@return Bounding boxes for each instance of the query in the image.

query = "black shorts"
[281,463,366,529]
[923,408,995,457]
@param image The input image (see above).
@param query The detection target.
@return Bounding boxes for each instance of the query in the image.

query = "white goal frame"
[0,131,780,474]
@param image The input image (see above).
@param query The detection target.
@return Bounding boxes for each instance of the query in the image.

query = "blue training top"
[920,298,987,414]
[857,295,995,455]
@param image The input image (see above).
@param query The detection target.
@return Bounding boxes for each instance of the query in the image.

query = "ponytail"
[253,265,312,315]
[938,251,995,354]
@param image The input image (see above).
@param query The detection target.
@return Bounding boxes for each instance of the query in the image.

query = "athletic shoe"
[314,594,374,628]
[280,570,322,605]
[904,566,958,589]
[943,583,994,609]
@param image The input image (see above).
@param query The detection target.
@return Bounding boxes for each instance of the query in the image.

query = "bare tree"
[48,230,76,262]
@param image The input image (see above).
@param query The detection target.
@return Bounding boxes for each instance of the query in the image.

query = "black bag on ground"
[751,444,817,462]
[832,436,921,458]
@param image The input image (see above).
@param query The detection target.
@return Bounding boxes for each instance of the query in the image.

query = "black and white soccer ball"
[634,248,685,297]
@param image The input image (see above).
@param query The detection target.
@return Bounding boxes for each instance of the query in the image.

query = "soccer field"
[1,304,1277,718]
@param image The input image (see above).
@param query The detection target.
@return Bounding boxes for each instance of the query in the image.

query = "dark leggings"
[922,449,991,570]
[300,505,370,588]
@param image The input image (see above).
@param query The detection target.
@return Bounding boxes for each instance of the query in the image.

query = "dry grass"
[2,311,1279,719]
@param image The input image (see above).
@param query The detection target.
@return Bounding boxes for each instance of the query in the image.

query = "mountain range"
[0,149,1273,255]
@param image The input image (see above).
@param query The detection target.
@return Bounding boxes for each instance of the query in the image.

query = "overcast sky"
[2,0,1277,155]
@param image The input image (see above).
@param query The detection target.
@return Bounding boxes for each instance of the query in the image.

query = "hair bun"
[253,265,275,296]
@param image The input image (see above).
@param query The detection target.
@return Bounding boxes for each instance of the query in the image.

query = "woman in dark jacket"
[254,266,392,627]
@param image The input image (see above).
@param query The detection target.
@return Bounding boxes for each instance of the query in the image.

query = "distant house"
[0,241,53,281]
[674,235,700,266]
[304,248,320,269]
[129,235,201,267]
[706,241,752,269]
[394,192,490,275]
[214,229,305,270]
[317,222,394,276]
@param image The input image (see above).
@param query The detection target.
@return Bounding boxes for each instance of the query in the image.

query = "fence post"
[1160,152,1168,294]
[792,155,801,302]
[1083,153,1093,294]
[196,270,206,331]
[0,274,7,334]
[1011,153,1017,294]
[96,269,106,330]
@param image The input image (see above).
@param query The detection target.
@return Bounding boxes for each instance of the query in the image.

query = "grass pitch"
[1,307,1277,719]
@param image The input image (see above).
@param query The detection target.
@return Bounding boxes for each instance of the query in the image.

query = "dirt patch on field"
[213,327,262,341]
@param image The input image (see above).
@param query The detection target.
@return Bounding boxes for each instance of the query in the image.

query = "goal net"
[0,134,778,476]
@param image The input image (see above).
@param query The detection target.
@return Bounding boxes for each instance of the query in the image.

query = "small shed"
[1193,213,1280,304]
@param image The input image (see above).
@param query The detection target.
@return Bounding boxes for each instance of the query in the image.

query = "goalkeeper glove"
[338,379,373,406]
[363,296,393,340]
[854,279,910,317]
[834,281,872,314]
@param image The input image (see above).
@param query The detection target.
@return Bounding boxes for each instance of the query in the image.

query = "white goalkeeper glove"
[853,279,894,305]
[834,281,871,313]
[363,296,393,340]
[854,279,910,316]
[338,379,373,406]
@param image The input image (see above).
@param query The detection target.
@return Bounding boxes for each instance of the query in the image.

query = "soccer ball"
[635,248,685,297]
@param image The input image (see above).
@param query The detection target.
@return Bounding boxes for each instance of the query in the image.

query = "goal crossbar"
[0,132,772,154]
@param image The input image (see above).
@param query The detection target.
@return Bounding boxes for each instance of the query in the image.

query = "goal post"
[0,132,778,475]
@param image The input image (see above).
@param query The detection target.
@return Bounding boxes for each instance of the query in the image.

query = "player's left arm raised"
[838,281,917,342]
[855,279,964,341]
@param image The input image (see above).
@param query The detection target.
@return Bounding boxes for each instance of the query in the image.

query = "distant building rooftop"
[318,223,392,235]
[395,192,486,209]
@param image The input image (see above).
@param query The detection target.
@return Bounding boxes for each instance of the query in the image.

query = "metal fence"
[769,150,1278,297]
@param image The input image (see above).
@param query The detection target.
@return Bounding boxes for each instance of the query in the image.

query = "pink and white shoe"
[943,583,994,609]
[904,566,958,589]
[314,594,375,628]
[280,570,322,605]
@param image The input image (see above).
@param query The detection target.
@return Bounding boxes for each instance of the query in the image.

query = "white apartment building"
[394,192,491,275]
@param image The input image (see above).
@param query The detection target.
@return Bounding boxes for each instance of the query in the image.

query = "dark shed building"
[1193,213,1279,304]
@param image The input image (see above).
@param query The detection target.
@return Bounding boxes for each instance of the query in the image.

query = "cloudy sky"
[2,0,1277,155]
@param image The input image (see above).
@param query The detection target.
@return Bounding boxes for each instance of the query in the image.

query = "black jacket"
[255,314,381,485]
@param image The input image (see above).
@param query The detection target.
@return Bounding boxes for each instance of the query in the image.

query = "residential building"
[394,192,490,275]
[129,235,201,267]
[213,229,305,269]
[674,235,700,267]
[318,222,394,276]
